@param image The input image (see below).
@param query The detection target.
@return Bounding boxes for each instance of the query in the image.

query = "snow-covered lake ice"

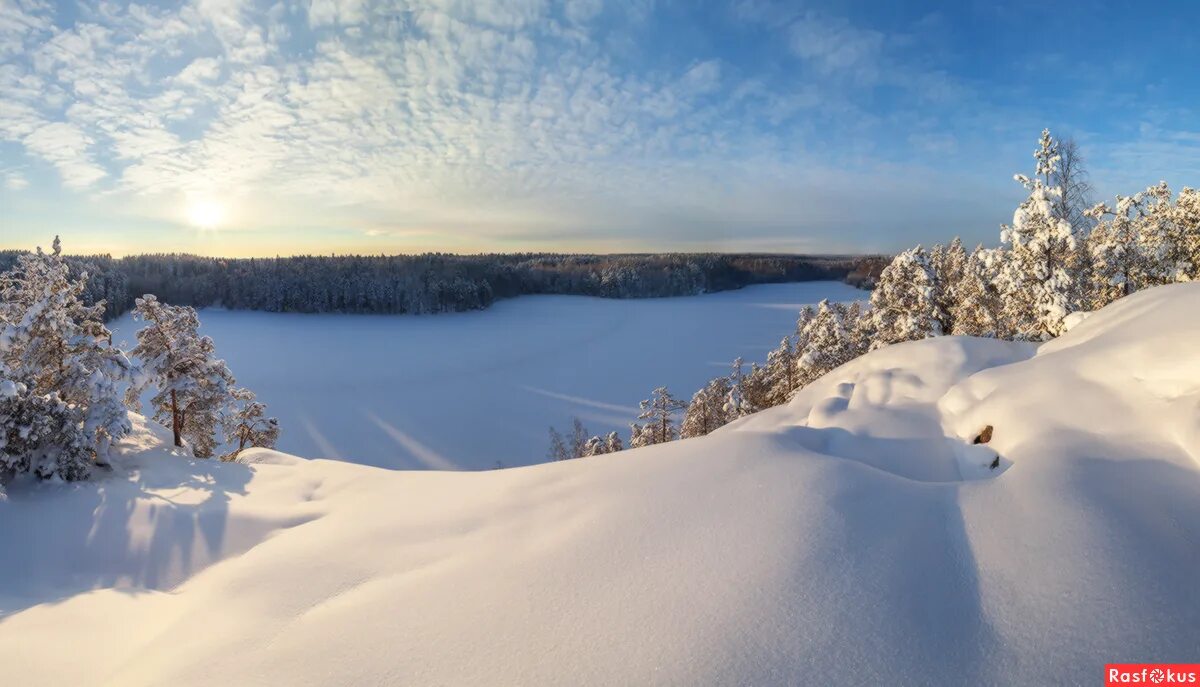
[110,281,865,470]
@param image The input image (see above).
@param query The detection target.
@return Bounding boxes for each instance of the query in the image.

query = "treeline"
[0,251,881,320]
[0,239,278,488]
[549,129,1199,459]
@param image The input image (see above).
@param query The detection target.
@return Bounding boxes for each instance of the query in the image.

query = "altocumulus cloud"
[1,0,1195,254]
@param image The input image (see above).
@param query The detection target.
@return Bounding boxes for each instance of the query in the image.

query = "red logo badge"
[1106,665,1200,685]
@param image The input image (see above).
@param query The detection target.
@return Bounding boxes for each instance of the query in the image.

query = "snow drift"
[2,284,1199,685]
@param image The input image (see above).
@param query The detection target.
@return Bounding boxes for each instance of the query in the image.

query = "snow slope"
[108,281,866,470]
[3,284,1199,685]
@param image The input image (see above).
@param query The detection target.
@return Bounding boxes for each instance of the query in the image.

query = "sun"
[187,199,226,229]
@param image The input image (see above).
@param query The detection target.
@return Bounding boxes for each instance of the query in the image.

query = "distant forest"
[0,250,887,320]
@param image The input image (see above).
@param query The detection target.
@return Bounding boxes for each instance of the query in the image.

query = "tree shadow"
[0,458,253,617]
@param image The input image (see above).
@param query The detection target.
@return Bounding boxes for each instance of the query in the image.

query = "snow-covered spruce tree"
[681,375,733,439]
[125,295,238,457]
[220,390,280,461]
[951,246,1005,337]
[869,246,941,349]
[996,129,1080,340]
[0,236,133,463]
[0,374,93,483]
[629,386,686,448]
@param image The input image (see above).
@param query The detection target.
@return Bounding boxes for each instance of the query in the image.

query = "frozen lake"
[110,281,865,470]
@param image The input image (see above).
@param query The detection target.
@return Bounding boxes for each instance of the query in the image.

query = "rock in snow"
[2,284,1199,685]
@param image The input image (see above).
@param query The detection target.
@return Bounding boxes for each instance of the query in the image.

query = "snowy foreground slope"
[3,285,1199,686]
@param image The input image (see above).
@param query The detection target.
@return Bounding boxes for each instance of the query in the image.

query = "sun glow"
[187,199,226,229]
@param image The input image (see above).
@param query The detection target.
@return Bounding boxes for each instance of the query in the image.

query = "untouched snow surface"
[4,284,1199,685]
[109,282,866,470]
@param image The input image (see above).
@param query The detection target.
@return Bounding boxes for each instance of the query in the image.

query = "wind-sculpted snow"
[3,285,1199,685]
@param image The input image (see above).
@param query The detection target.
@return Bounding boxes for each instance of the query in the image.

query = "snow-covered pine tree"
[869,246,941,348]
[581,435,607,457]
[0,237,133,462]
[1084,195,1142,309]
[738,362,774,413]
[930,238,967,335]
[630,386,686,447]
[951,246,1005,337]
[680,375,733,439]
[844,301,872,358]
[627,422,649,449]
[603,431,624,454]
[1135,181,1195,286]
[796,300,854,386]
[1176,187,1200,281]
[996,129,1080,340]
[0,374,93,483]
[221,389,280,461]
[764,337,798,405]
[723,357,750,419]
[125,295,238,457]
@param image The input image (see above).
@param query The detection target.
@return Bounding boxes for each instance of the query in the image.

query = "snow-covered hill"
[3,284,1199,685]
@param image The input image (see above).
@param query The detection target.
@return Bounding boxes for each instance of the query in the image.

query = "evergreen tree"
[603,431,624,454]
[844,301,872,358]
[797,300,854,386]
[738,362,774,414]
[723,357,749,419]
[951,247,1005,337]
[681,375,733,439]
[581,435,607,457]
[1136,182,1194,286]
[1176,187,1200,281]
[997,129,1080,340]
[1084,196,1142,309]
[870,246,941,348]
[0,237,132,461]
[764,337,798,405]
[221,390,280,461]
[630,386,686,447]
[930,238,967,334]
[0,374,93,483]
[125,295,238,457]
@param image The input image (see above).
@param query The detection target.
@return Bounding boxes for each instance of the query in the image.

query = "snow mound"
[2,285,1199,685]
[737,334,1036,481]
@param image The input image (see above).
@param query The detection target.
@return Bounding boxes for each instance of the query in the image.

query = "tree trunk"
[171,389,182,447]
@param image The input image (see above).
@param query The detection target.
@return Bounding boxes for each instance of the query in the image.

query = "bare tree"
[1051,137,1095,233]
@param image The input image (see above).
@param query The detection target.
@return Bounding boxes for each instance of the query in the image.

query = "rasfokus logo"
[1106,664,1200,685]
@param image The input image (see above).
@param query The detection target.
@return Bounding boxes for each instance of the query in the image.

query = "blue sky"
[0,0,1197,257]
